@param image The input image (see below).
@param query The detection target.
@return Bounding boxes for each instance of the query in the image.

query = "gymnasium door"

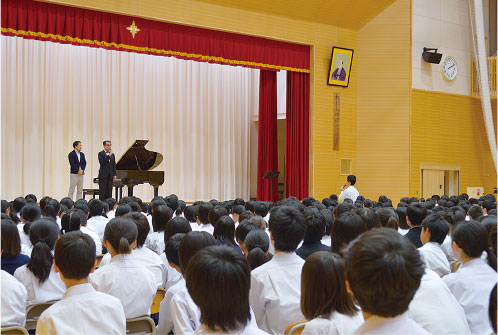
[422,169,445,199]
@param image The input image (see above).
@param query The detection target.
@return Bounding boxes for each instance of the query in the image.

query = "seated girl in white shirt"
[185,245,268,335]
[419,214,451,276]
[18,204,42,247]
[14,219,66,305]
[90,217,157,319]
[443,221,497,335]
[300,252,363,335]
[145,205,173,255]
[36,232,126,334]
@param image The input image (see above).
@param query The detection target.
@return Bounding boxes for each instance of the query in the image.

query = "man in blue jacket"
[68,141,86,200]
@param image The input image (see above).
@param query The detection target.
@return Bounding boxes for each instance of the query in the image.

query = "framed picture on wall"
[327,47,354,87]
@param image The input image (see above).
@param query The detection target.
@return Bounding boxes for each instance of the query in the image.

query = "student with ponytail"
[443,221,497,335]
[14,219,65,305]
[244,230,271,270]
[89,217,156,319]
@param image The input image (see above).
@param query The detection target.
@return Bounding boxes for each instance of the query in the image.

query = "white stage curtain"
[1,36,260,202]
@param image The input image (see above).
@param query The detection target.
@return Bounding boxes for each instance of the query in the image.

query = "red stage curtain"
[257,70,279,201]
[1,0,310,73]
[285,71,310,199]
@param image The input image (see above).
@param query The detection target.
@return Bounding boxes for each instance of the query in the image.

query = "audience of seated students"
[1,219,30,275]
[296,208,330,260]
[36,232,126,334]
[405,203,428,248]
[331,211,367,255]
[443,220,497,335]
[300,251,363,334]
[159,231,217,335]
[344,228,429,334]
[161,216,192,289]
[417,213,451,276]
[14,219,66,305]
[98,212,166,288]
[89,217,157,319]
[244,230,272,270]
[249,205,307,335]
[213,215,242,252]
[146,204,174,255]
[185,245,268,334]
[1,269,27,327]
[86,199,108,241]
[19,204,42,249]
[196,202,215,235]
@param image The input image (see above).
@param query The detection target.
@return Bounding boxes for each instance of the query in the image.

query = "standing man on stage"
[98,140,116,200]
[68,141,86,200]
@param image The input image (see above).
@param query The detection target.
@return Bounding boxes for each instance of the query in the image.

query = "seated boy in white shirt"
[249,205,307,334]
[1,270,27,327]
[344,229,430,335]
[419,214,451,276]
[36,232,126,334]
[186,245,268,335]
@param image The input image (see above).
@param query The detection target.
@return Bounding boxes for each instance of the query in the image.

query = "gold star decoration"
[126,20,140,39]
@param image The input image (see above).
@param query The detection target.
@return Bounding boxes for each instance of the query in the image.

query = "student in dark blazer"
[98,140,117,200]
[68,141,87,200]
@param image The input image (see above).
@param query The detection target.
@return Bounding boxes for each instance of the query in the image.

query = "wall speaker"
[422,47,442,64]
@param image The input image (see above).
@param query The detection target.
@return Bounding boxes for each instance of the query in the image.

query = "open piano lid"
[116,140,163,171]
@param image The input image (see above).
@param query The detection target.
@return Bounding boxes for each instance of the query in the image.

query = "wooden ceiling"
[194,0,397,29]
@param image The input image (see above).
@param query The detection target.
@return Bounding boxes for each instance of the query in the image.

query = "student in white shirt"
[235,219,261,254]
[1,270,27,327]
[418,214,451,276]
[440,210,466,267]
[443,221,497,335]
[18,204,42,247]
[186,245,268,335]
[196,203,215,235]
[167,231,217,335]
[36,232,126,334]
[249,205,307,334]
[244,230,271,270]
[232,205,245,227]
[338,175,359,203]
[145,205,173,255]
[184,205,201,232]
[90,217,157,319]
[61,208,103,255]
[104,198,117,220]
[395,206,410,235]
[14,219,66,305]
[344,229,429,335]
[42,199,61,229]
[86,200,109,241]
[301,252,363,335]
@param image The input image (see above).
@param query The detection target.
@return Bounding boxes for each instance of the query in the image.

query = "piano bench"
[83,189,99,199]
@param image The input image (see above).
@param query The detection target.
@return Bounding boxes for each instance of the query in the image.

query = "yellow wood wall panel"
[410,90,497,197]
[356,0,411,203]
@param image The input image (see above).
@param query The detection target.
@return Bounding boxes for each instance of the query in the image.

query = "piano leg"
[154,187,159,198]
[119,187,123,201]
[128,186,134,196]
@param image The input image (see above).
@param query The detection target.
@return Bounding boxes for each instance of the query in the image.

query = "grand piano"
[113,140,164,200]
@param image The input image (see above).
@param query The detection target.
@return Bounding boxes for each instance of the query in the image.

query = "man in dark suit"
[68,141,87,200]
[98,140,116,200]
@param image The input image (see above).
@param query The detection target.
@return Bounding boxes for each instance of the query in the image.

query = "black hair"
[123,212,149,247]
[197,203,214,225]
[347,175,356,185]
[165,216,192,243]
[395,206,409,230]
[1,200,9,213]
[13,197,27,214]
[238,210,255,224]
[72,140,81,148]
[89,199,104,217]
[1,219,21,257]
[355,208,381,230]
[320,208,334,235]
[420,214,450,244]
[302,207,325,243]
[468,205,484,220]
[254,202,269,217]
[490,284,497,333]
[184,205,198,223]
[244,230,270,270]
[407,203,427,227]
[115,204,132,217]
[152,205,173,232]
[336,203,355,218]
[103,217,138,254]
[331,212,367,254]
[25,194,37,204]
[54,232,95,279]
[60,197,74,209]
[105,198,117,211]
[103,140,111,146]
[43,199,60,221]
[268,206,306,252]
[208,206,229,226]
[452,221,496,271]
[178,231,217,273]
[376,208,399,230]
[60,210,82,233]
[165,195,179,212]
[165,233,185,268]
[344,228,425,317]
[232,205,245,216]
[213,216,237,247]
[235,219,261,246]
[21,204,42,232]
[185,245,251,332]
[233,198,245,207]
[27,219,60,283]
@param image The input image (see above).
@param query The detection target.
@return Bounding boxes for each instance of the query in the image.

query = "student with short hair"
[213,215,241,252]
[90,217,157,319]
[146,204,174,255]
[185,245,268,334]
[196,202,214,234]
[405,203,428,248]
[249,205,307,334]
[14,219,66,305]
[1,269,27,327]
[184,205,200,231]
[443,221,497,335]
[419,214,451,277]
[468,205,484,220]
[344,228,428,334]
[1,219,30,275]
[18,204,42,248]
[36,232,126,334]
[330,211,367,255]
[300,252,363,334]
[296,208,329,260]
[87,199,108,241]
[235,219,261,253]
[244,230,271,270]
[232,205,246,226]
